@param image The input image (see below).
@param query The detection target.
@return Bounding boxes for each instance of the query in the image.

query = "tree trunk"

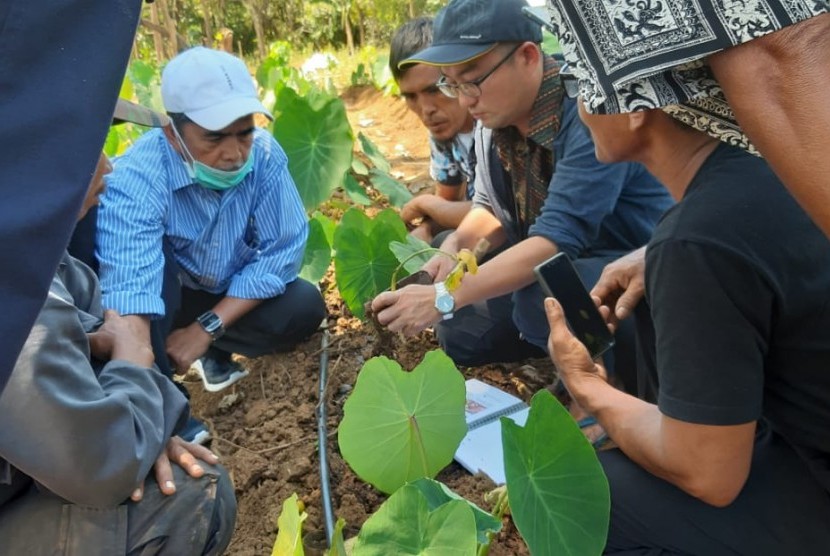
[244,1,267,60]
[149,2,166,62]
[342,5,354,55]
[200,0,213,46]
[356,4,365,48]
[155,0,179,57]
[140,19,189,55]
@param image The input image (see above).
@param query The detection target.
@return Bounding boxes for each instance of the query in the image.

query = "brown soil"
[187,86,556,555]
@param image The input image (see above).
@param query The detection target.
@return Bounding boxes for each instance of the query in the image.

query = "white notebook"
[454,379,529,484]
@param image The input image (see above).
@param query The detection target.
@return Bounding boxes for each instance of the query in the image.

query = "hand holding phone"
[534,253,615,360]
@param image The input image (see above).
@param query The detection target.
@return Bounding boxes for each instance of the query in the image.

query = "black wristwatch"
[196,311,225,341]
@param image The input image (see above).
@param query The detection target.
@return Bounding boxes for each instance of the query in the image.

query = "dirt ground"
[188,86,557,555]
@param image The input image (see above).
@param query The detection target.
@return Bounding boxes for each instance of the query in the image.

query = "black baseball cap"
[400,0,542,68]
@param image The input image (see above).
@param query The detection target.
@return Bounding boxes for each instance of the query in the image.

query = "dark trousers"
[0,465,236,555]
[434,237,547,366]
[599,424,830,555]
[435,293,547,366]
[151,242,327,380]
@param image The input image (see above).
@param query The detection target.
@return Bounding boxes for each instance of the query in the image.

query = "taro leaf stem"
[390,248,454,291]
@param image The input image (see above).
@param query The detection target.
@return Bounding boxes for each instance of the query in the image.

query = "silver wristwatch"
[196,311,226,341]
[433,282,455,320]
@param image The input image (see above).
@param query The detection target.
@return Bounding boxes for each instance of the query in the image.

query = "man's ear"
[517,41,542,66]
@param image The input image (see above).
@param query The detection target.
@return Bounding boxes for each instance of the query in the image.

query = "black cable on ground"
[316,325,336,546]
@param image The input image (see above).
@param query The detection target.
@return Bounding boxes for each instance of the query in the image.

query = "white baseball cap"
[161,47,272,131]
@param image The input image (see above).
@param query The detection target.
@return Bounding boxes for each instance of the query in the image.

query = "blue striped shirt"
[97,127,308,318]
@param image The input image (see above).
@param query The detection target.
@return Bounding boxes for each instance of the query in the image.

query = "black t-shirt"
[644,143,830,487]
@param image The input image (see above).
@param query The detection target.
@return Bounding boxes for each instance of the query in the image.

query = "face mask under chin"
[189,154,254,190]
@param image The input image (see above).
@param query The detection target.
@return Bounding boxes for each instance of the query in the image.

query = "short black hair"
[389,16,433,82]
[167,112,192,129]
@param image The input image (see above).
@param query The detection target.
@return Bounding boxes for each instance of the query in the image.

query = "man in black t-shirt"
[545,92,830,552]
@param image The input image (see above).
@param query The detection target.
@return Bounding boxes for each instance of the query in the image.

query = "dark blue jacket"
[472,97,673,257]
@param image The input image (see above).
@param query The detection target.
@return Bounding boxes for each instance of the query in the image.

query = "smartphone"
[521,5,556,33]
[533,253,615,360]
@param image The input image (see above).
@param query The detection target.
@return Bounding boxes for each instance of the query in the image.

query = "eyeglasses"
[437,44,522,99]
[559,63,579,99]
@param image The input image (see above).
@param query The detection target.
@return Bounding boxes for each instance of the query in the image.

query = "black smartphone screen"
[534,253,615,359]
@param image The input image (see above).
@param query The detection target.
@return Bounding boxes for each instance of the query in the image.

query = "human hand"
[545,298,608,395]
[130,436,220,501]
[590,246,646,328]
[400,195,429,224]
[88,309,154,367]
[371,284,443,336]
[166,323,212,375]
[410,222,434,243]
[422,253,457,283]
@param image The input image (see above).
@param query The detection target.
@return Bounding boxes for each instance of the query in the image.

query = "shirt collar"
[527,55,564,151]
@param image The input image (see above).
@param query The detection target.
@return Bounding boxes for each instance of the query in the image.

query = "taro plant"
[272,494,348,555]
[503,390,611,555]
[269,86,355,211]
[271,352,611,554]
[337,350,467,493]
[331,208,410,319]
[331,350,611,555]
[299,211,337,284]
[355,132,413,208]
[351,478,500,555]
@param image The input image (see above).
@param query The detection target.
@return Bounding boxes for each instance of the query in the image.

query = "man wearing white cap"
[97,47,326,442]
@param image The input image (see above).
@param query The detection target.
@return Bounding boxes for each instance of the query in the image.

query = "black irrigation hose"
[316,325,336,546]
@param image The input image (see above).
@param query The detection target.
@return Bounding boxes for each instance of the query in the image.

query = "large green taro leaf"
[271,87,354,210]
[502,390,610,556]
[333,207,407,319]
[338,350,467,494]
[409,478,501,545]
[353,484,477,556]
[299,212,334,284]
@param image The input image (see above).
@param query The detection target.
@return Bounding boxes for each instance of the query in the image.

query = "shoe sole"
[191,360,250,393]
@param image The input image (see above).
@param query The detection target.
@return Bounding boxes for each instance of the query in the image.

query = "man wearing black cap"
[372,0,673,381]
[0,100,236,554]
